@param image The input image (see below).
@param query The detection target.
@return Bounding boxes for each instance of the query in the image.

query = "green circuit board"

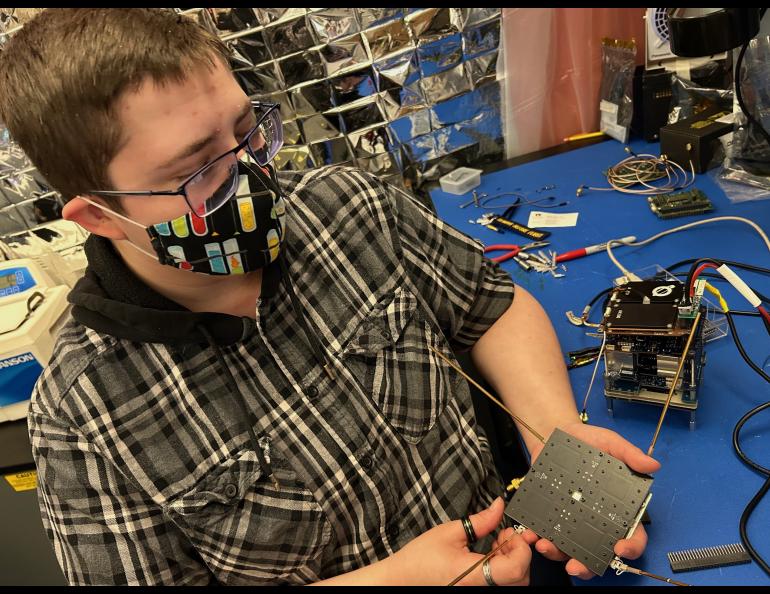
[648,189,714,219]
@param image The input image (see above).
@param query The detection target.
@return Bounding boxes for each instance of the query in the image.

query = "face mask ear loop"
[120,239,164,262]
[78,196,148,229]
[78,196,161,261]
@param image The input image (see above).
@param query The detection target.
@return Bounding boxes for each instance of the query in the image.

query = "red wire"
[693,261,769,323]
[690,263,720,298]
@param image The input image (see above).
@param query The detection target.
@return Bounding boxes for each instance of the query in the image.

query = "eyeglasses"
[89,101,283,217]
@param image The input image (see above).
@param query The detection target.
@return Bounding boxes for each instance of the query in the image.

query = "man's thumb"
[468,497,505,541]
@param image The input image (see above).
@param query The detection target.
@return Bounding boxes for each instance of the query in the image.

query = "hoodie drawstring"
[195,254,334,491]
[198,324,280,491]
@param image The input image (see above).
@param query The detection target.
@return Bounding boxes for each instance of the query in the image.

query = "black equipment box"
[632,67,673,142]
[659,106,733,173]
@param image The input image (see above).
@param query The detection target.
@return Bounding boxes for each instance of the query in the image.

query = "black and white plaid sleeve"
[375,175,515,351]
[28,407,213,586]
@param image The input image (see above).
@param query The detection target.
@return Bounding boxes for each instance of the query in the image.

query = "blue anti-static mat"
[431,140,770,586]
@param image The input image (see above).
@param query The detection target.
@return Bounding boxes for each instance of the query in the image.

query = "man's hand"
[390,497,535,586]
[524,422,661,580]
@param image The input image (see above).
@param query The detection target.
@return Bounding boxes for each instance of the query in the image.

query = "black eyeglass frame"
[87,101,281,214]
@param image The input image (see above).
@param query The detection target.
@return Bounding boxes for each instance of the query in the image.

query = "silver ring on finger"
[482,558,498,586]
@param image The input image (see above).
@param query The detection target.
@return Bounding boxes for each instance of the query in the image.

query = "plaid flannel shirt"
[29,166,516,585]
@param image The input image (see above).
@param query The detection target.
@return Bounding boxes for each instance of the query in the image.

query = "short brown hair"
[0,8,230,205]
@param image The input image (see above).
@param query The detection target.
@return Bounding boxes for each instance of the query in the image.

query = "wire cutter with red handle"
[483,241,550,264]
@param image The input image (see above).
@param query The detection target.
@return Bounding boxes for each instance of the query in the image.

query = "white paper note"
[527,211,579,228]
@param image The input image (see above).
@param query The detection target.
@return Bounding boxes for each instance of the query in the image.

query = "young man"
[0,9,659,586]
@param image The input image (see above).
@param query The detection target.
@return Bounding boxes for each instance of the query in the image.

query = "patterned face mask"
[83,158,287,275]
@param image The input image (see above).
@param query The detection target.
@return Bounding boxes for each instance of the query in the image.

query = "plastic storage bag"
[667,61,734,125]
[599,38,636,143]
[718,36,770,202]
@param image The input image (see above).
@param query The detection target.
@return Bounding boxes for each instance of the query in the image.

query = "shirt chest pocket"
[166,448,332,585]
[341,286,452,444]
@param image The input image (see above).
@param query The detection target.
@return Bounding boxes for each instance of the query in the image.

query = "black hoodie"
[70,234,276,347]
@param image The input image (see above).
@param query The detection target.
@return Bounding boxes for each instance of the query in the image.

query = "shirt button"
[304,385,319,399]
[387,523,400,541]
[224,483,238,499]
[382,331,393,342]
[360,455,373,471]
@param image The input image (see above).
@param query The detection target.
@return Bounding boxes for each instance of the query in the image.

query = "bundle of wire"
[725,313,770,578]
[478,192,568,214]
[575,234,770,576]
[683,258,770,329]
[577,148,695,196]
[566,345,603,369]
[671,258,770,577]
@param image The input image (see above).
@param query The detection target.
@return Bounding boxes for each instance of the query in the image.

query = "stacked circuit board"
[601,279,707,424]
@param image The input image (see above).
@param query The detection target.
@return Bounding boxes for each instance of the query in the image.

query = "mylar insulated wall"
[183,8,504,191]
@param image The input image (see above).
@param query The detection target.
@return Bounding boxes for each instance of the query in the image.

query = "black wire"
[575,278,770,573]
[668,258,770,305]
[577,287,619,326]
[679,258,770,307]
[735,36,770,153]
[727,314,770,470]
[0,291,44,336]
[725,312,770,576]
[683,258,723,302]
[672,271,770,306]
[726,314,770,385]
[741,477,770,577]
[580,272,770,572]
[479,193,566,213]
[588,287,613,307]
[734,403,770,476]
[479,192,526,208]
[726,310,762,317]
[667,258,770,277]
[580,260,770,327]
